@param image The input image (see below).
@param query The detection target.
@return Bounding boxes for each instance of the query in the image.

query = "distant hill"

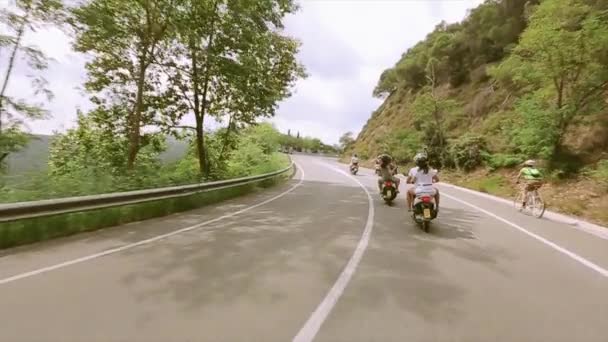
[4,134,189,175]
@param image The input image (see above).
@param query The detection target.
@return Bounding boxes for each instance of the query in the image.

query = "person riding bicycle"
[377,154,400,194]
[516,159,543,208]
[407,153,440,212]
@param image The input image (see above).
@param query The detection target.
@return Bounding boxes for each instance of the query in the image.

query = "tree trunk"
[127,49,149,170]
[0,20,26,134]
[219,113,234,157]
[195,114,205,178]
[191,0,219,177]
[190,35,206,177]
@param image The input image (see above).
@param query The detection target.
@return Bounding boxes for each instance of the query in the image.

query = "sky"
[3,0,484,145]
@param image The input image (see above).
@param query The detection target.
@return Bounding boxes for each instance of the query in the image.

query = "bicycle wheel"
[531,191,546,218]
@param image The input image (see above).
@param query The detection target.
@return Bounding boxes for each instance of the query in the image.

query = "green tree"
[491,0,608,162]
[49,108,165,178]
[71,0,176,170]
[339,131,355,150]
[157,0,304,177]
[0,0,63,166]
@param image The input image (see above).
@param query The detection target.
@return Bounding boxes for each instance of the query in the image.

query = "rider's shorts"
[523,180,543,191]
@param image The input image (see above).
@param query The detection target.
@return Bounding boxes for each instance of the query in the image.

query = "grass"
[459,174,515,197]
[0,168,292,250]
[441,168,608,227]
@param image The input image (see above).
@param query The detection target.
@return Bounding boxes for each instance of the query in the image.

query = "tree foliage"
[491,0,608,162]
[362,0,608,175]
[0,0,63,167]
[373,0,539,97]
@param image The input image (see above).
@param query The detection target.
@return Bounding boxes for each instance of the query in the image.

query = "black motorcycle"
[412,192,438,232]
[381,180,398,204]
[350,162,359,175]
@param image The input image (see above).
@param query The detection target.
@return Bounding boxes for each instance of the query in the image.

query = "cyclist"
[515,159,543,208]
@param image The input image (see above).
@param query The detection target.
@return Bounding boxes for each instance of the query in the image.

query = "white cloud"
[3,0,484,144]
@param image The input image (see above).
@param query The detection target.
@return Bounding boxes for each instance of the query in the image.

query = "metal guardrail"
[0,162,295,223]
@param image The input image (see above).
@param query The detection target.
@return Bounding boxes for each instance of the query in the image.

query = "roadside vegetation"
[345,0,608,225]
[0,0,335,204]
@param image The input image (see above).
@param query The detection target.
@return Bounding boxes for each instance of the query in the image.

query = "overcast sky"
[5,0,483,145]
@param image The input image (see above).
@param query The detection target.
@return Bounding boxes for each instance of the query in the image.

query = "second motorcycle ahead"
[350,161,359,175]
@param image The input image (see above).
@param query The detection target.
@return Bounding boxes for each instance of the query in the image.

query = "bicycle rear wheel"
[530,191,546,218]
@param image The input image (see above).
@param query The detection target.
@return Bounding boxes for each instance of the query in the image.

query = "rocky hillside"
[349,0,608,225]
[353,0,608,165]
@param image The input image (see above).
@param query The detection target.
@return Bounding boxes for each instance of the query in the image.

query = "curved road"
[0,155,607,341]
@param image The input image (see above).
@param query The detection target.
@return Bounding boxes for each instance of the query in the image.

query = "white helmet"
[524,159,536,167]
[413,152,427,162]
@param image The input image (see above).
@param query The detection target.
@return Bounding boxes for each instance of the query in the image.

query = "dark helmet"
[380,154,392,166]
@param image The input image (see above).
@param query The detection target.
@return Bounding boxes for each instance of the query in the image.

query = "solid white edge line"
[292,162,375,342]
[389,172,608,240]
[437,182,608,240]
[441,192,608,278]
[0,163,306,286]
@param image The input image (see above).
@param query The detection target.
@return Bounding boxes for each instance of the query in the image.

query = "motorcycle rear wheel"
[422,221,430,233]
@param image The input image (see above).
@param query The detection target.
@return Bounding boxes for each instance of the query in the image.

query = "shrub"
[485,153,524,170]
[448,134,488,171]
[590,160,608,190]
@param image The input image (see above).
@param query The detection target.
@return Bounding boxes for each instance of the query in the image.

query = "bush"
[590,160,608,190]
[485,153,524,171]
[448,134,488,171]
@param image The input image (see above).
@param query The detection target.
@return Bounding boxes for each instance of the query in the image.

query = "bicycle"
[513,181,546,218]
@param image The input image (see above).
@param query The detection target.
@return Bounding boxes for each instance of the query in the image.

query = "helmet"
[413,152,427,163]
[524,159,536,167]
[353,153,358,157]
[380,154,392,165]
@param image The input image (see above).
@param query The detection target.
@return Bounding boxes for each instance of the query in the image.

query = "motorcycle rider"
[350,153,359,168]
[377,154,400,194]
[515,159,543,208]
[407,153,440,212]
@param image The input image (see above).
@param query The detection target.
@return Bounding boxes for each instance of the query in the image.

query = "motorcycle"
[381,180,398,204]
[350,162,359,175]
[411,191,438,233]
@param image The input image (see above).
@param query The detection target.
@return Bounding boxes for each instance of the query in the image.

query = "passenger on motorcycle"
[377,154,400,194]
[407,153,440,212]
[515,159,543,208]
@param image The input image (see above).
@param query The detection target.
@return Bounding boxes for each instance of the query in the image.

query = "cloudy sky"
[5,0,483,145]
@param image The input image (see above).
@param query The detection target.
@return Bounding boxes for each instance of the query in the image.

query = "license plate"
[386,190,392,198]
[423,208,431,218]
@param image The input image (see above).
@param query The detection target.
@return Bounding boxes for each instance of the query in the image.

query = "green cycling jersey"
[520,166,542,180]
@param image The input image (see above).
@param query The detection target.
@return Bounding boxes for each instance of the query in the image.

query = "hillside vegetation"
[349,0,608,225]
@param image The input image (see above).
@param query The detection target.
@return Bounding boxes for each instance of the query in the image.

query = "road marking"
[438,183,608,240]
[0,163,306,286]
[442,192,608,278]
[293,163,374,342]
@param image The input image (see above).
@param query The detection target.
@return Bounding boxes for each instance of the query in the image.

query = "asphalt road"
[0,155,607,342]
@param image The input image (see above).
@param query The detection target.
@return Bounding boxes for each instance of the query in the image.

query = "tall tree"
[339,131,355,150]
[411,57,456,166]
[157,0,304,177]
[0,0,63,166]
[71,0,176,170]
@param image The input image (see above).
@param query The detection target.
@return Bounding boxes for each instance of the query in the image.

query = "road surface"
[0,155,607,342]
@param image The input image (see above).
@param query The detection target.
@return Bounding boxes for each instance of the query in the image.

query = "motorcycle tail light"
[385,181,393,186]
[421,196,431,203]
